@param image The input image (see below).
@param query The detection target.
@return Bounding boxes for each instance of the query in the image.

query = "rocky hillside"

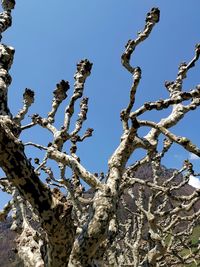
[0,218,22,267]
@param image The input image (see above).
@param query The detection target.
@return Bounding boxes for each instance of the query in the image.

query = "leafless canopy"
[0,1,200,266]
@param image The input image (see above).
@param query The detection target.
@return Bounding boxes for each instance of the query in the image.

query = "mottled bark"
[0,2,200,267]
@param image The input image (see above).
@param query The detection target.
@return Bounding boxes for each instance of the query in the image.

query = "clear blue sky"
[1,1,200,207]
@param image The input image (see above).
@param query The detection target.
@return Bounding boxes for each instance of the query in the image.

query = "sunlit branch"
[130,85,200,119]
[47,147,104,189]
[24,142,48,150]
[163,166,187,186]
[157,138,173,160]
[0,10,11,40]
[48,80,70,123]
[21,121,36,130]
[70,97,89,136]
[31,113,57,134]
[64,59,92,130]
[121,7,160,74]
[34,153,48,173]
[120,67,141,131]
[0,44,14,116]
[14,89,35,124]
[140,120,200,156]
[165,43,200,94]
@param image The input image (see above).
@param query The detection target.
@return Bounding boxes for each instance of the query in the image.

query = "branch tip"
[195,43,200,56]
[1,0,15,11]
[76,59,93,76]
[53,80,70,101]
[23,88,35,104]
[146,7,160,23]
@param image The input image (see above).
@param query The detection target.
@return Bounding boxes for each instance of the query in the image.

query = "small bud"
[34,158,40,164]
[146,7,160,23]
[76,59,93,77]
[23,88,35,104]
[1,0,15,11]
[53,80,70,102]
[85,128,94,137]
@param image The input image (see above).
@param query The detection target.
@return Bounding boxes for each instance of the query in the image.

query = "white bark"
[0,3,200,267]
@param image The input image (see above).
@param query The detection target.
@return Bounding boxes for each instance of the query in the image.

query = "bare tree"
[0,1,200,266]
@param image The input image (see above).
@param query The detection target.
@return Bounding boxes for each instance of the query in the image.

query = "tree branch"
[14,89,35,124]
[64,59,92,130]
[47,146,104,190]
[121,7,160,74]
[140,119,200,156]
